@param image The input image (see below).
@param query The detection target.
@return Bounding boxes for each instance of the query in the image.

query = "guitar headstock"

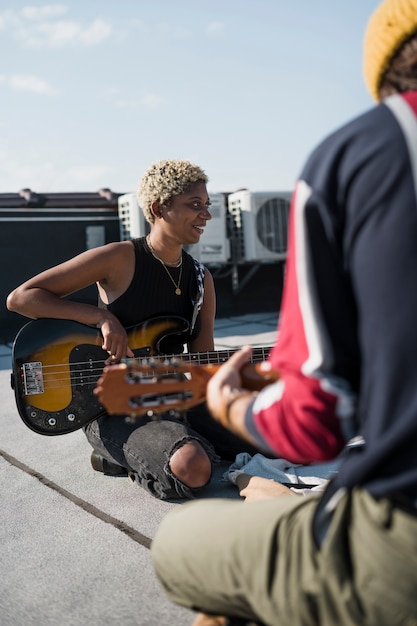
[94,357,217,417]
[94,356,279,418]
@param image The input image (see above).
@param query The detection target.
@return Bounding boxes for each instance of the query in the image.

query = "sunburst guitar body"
[11,317,189,435]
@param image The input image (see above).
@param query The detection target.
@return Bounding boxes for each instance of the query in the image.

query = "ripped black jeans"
[84,405,258,500]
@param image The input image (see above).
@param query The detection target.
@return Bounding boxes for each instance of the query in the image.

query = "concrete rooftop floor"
[0,312,278,626]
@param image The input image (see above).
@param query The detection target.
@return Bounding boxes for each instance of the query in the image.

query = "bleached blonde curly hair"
[137,159,209,224]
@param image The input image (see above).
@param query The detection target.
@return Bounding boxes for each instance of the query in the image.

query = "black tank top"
[99,237,202,353]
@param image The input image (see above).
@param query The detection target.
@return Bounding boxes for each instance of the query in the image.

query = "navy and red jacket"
[246,92,417,503]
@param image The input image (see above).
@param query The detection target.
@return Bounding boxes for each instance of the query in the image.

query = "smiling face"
[162,181,212,245]
[138,159,209,225]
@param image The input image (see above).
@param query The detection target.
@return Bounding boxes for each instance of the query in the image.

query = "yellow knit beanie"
[364,0,417,102]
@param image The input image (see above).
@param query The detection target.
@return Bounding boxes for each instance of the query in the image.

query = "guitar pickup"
[22,362,44,395]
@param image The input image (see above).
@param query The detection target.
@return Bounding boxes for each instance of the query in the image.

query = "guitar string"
[27,347,272,374]
[27,346,272,372]
[22,348,273,390]
[27,348,272,371]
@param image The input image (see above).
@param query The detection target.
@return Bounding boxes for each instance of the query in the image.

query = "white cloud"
[141,93,163,109]
[24,19,80,47]
[9,74,59,95]
[116,99,138,109]
[79,18,112,46]
[20,5,68,20]
[22,17,112,47]
[205,21,225,36]
[0,6,112,47]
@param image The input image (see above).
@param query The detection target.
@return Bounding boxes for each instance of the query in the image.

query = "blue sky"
[1,1,380,195]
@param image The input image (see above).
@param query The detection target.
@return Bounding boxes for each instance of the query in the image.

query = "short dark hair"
[379,33,417,99]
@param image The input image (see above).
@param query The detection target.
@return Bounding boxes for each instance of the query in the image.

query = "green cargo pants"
[151,488,417,626]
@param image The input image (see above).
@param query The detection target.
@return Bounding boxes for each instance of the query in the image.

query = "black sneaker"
[90,451,128,476]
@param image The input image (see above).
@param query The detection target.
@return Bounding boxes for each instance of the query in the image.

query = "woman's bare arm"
[7,241,135,360]
[189,268,216,353]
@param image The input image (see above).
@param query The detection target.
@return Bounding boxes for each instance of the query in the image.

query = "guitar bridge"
[22,362,44,395]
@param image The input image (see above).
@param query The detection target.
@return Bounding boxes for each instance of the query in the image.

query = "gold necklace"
[146,235,183,296]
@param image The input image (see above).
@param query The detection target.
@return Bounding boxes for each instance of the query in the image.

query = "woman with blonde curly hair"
[7,159,257,500]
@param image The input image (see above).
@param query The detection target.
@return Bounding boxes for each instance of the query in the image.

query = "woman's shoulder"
[97,239,136,271]
[105,239,137,257]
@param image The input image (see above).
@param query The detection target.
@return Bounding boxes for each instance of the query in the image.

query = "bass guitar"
[11,317,272,436]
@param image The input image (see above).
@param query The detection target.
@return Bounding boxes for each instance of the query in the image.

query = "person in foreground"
[7,159,257,500]
[151,2,417,624]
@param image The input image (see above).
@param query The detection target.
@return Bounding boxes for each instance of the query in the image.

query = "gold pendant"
[175,288,181,295]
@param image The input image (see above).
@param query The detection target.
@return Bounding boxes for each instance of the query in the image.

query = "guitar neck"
[96,355,280,417]
[185,346,270,366]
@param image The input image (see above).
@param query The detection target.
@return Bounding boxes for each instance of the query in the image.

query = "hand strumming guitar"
[206,345,276,446]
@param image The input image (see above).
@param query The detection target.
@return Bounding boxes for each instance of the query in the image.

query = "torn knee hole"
[169,440,212,488]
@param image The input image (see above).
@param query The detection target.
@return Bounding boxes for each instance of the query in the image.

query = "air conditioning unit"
[185,192,230,264]
[118,193,149,240]
[227,190,292,262]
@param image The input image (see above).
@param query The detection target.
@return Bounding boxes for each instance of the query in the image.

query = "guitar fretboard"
[185,346,271,365]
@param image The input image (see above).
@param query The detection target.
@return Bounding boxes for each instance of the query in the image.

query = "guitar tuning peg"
[126,371,138,384]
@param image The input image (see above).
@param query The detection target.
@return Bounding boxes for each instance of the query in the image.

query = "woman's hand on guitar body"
[99,315,134,363]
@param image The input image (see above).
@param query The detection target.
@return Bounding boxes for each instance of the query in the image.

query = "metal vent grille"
[227,196,245,262]
[118,200,132,241]
[256,197,289,254]
[117,193,149,241]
